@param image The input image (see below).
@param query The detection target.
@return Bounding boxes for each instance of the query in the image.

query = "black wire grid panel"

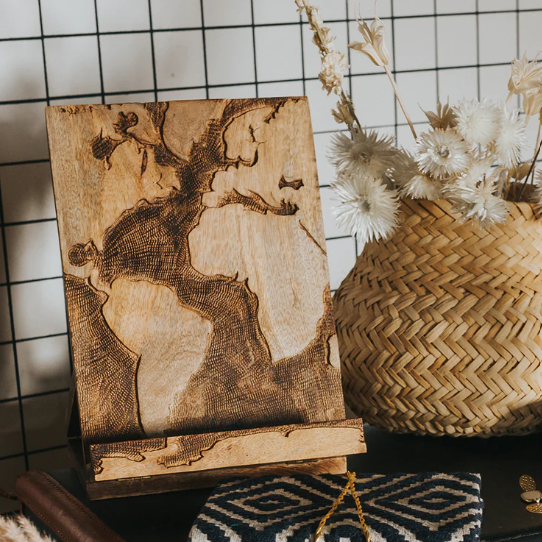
[0,0,541,510]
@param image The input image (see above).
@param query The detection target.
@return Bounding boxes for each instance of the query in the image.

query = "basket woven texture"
[334,197,542,436]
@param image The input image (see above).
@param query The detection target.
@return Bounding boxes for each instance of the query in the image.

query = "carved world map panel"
[46,98,345,448]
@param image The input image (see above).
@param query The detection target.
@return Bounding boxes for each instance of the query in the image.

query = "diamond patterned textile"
[188,473,483,542]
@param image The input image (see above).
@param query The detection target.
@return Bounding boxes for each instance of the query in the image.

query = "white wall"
[1,0,541,510]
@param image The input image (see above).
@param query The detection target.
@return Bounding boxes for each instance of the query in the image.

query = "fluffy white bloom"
[393,152,443,200]
[492,167,510,197]
[494,108,527,167]
[415,129,470,179]
[455,156,512,198]
[329,129,399,178]
[349,16,390,67]
[401,174,443,200]
[447,178,509,227]
[508,53,542,95]
[453,99,502,147]
[458,156,495,186]
[0,515,55,542]
[319,51,348,94]
[331,174,399,243]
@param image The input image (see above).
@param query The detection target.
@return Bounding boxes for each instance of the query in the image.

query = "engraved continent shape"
[63,99,344,465]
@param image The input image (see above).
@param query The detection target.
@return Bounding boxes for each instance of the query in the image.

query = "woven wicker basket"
[334,197,542,436]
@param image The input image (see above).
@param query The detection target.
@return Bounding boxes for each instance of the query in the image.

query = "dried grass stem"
[383,65,417,139]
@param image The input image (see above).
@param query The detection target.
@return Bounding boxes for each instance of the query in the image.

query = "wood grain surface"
[90,419,365,481]
[46,99,352,468]
[85,457,348,500]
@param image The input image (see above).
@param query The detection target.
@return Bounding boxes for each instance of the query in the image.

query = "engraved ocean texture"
[48,98,345,466]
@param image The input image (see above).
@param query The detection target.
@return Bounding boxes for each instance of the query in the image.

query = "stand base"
[68,419,365,500]
[84,456,347,500]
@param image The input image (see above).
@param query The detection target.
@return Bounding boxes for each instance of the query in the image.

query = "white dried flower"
[0,515,55,542]
[415,129,470,179]
[307,6,323,28]
[523,87,542,116]
[453,99,502,147]
[458,157,511,197]
[492,167,510,197]
[447,178,509,227]
[295,0,321,23]
[458,155,495,187]
[332,174,399,244]
[494,108,527,168]
[394,152,443,200]
[297,0,346,95]
[401,174,443,200]
[319,51,348,95]
[331,100,355,125]
[295,0,306,12]
[313,25,335,50]
[329,129,399,179]
[296,1,335,54]
[348,16,390,67]
[508,53,542,95]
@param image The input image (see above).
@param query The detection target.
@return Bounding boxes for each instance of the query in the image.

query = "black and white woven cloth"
[188,473,483,542]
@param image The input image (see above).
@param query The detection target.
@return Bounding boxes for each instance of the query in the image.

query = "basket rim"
[399,196,537,211]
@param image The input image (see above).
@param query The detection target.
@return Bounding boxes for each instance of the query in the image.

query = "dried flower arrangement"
[296,0,542,244]
[0,515,54,542]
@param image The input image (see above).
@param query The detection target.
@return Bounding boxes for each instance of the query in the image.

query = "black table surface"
[29,425,542,541]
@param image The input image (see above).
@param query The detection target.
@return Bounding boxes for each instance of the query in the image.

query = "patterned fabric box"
[188,473,483,542]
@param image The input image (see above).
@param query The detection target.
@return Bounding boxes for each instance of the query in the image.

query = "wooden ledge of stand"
[90,419,365,483]
[84,457,348,500]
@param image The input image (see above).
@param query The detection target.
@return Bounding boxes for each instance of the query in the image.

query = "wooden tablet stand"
[46,97,365,499]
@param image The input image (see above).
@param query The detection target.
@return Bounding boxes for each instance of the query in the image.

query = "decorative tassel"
[314,471,372,542]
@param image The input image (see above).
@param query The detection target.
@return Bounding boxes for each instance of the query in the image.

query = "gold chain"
[314,471,372,542]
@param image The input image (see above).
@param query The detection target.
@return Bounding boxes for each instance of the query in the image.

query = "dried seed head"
[423,101,458,130]
[508,53,542,95]
[348,16,390,67]
[332,100,356,125]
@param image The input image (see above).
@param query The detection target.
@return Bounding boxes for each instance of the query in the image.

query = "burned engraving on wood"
[92,438,167,475]
[279,175,304,190]
[51,98,343,457]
